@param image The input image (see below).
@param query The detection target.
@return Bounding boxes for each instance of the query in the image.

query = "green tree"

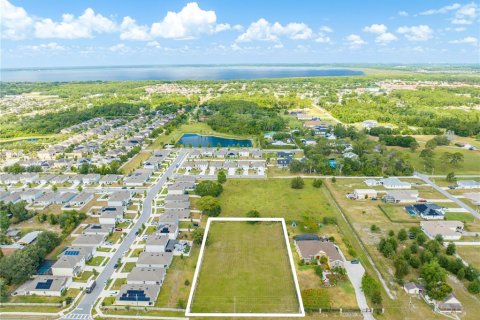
[291,177,305,189]
[193,228,205,245]
[446,172,456,183]
[217,170,227,184]
[246,210,260,218]
[0,210,10,232]
[468,279,480,294]
[394,257,410,279]
[197,196,221,217]
[446,242,456,256]
[312,179,323,188]
[195,181,223,197]
[397,229,408,241]
[52,184,58,192]
[314,265,323,277]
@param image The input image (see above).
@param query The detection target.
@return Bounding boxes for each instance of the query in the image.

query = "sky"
[1,0,479,68]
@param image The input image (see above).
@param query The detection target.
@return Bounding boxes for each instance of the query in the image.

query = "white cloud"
[397,25,433,41]
[315,34,331,43]
[375,32,397,45]
[345,34,366,48]
[232,24,244,32]
[456,3,477,18]
[25,42,65,51]
[363,24,387,34]
[236,18,313,42]
[34,8,117,39]
[420,3,461,15]
[109,43,127,52]
[0,0,33,39]
[445,27,467,32]
[449,36,478,45]
[398,11,409,17]
[451,18,473,24]
[150,2,228,39]
[319,26,333,33]
[363,24,397,45]
[146,41,161,48]
[120,16,151,41]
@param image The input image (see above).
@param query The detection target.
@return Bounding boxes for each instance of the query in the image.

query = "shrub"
[291,177,305,189]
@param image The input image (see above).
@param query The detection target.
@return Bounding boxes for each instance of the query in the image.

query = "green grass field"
[190,221,300,314]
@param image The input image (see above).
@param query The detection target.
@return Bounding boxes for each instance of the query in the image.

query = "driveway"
[344,261,376,320]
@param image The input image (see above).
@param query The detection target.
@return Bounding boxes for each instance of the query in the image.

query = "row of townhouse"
[115,176,194,307]
[188,148,263,159]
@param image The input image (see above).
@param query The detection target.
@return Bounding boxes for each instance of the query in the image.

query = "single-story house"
[136,252,173,268]
[100,174,122,185]
[18,231,42,245]
[71,234,105,248]
[352,189,377,200]
[157,223,179,240]
[381,177,411,189]
[456,180,480,189]
[406,203,445,220]
[145,234,170,253]
[383,190,419,203]
[127,267,166,285]
[437,294,463,313]
[68,192,94,208]
[99,206,125,225]
[108,190,132,207]
[51,246,94,277]
[294,239,345,268]
[116,284,161,307]
[420,220,464,240]
[13,275,72,297]
[404,282,424,295]
[83,224,114,236]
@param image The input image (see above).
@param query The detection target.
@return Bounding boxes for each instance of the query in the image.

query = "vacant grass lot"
[121,150,152,175]
[190,221,300,314]
[457,246,480,270]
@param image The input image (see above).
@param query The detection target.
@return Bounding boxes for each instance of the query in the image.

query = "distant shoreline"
[0,65,365,82]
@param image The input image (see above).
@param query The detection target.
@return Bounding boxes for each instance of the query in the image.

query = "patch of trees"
[377,227,480,299]
[195,181,223,197]
[0,231,60,285]
[19,102,145,135]
[37,210,86,235]
[0,201,31,225]
[205,100,287,135]
[379,135,419,150]
[368,127,393,136]
[3,163,42,174]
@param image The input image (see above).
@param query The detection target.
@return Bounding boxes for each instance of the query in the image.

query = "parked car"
[351,260,360,264]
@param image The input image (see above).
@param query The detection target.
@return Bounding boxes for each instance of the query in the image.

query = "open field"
[149,122,258,149]
[121,150,152,175]
[190,221,300,314]
[457,246,480,270]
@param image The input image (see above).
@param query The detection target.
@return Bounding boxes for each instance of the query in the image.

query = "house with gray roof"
[115,284,161,307]
[108,190,131,206]
[83,224,114,236]
[71,234,105,247]
[145,234,170,253]
[99,206,124,225]
[127,267,166,285]
[294,239,345,268]
[136,252,173,268]
[13,275,71,297]
[52,246,94,277]
[100,174,122,185]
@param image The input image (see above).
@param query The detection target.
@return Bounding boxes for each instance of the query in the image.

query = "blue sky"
[1,0,479,68]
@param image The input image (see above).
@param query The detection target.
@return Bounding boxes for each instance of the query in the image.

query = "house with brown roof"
[294,239,344,268]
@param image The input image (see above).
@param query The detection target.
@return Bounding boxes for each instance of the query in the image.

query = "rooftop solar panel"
[119,289,151,302]
[35,279,53,290]
[64,250,80,256]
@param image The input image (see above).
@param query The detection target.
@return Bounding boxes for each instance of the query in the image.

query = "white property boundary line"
[185,217,305,317]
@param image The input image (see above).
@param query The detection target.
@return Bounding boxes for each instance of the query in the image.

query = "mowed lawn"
[217,179,337,221]
[191,221,300,314]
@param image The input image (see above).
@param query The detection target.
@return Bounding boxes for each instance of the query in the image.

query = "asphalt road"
[60,150,188,319]
[415,172,480,220]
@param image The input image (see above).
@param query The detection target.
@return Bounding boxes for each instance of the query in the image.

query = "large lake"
[0,65,364,82]
[178,134,252,148]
